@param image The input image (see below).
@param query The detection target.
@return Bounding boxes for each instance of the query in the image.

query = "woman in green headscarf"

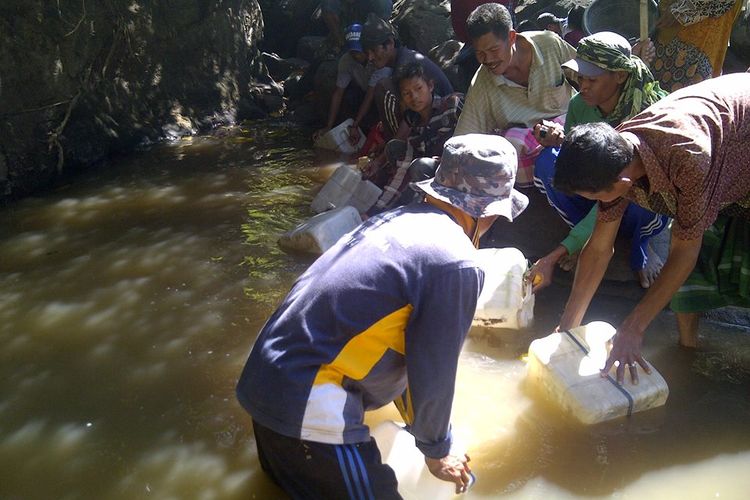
[530,31,670,291]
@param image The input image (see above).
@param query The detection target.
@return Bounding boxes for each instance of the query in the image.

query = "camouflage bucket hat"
[412,134,528,220]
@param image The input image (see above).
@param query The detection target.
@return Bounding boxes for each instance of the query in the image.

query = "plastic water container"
[349,179,382,214]
[314,118,366,154]
[277,206,362,255]
[526,321,669,425]
[304,160,349,183]
[310,165,363,214]
[472,247,534,330]
[370,421,473,500]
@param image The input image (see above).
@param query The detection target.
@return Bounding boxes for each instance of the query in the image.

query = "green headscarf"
[576,35,668,126]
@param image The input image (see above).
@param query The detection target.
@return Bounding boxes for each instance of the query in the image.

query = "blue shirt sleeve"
[403,264,483,458]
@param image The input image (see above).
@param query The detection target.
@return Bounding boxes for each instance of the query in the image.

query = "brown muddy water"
[0,123,749,500]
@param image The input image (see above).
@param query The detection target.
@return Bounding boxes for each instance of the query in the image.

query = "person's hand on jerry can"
[348,123,362,145]
[601,320,652,385]
[360,158,379,179]
[533,120,564,148]
[527,257,553,293]
[425,453,472,494]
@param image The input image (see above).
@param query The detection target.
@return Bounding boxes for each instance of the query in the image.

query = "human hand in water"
[425,453,472,494]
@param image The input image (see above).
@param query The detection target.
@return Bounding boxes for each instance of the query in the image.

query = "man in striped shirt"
[454,3,576,186]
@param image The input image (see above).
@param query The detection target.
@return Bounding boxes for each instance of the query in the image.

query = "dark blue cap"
[345,23,363,52]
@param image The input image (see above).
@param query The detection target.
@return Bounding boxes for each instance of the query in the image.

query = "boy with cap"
[529,31,669,290]
[351,13,454,143]
[237,134,527,498]
[314,23,393,142]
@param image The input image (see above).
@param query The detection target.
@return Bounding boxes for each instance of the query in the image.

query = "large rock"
[0,0,279,200]
[392,0,452,55]
[257,0,322,58]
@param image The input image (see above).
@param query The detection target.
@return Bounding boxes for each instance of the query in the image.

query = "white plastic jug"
[277,206,362,255]
[472,247,534,330]
[370,421,472,500]
[310,165,363,214]
[526,321,669,424]
[314,118,366,154]
[349,179,382,214]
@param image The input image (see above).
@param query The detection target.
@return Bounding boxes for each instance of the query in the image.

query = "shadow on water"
[0,121,748,499]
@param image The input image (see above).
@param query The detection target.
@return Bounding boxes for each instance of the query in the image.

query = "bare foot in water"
[637,244,664,288]
[558,252,578,272]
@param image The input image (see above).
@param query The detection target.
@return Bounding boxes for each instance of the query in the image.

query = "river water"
[1,123,749,499]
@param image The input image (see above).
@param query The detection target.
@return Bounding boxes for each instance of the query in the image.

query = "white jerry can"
[277,206,362,255]
[526,321,669,425]
[370,421,473,500]
[472,247,534,329]
[313,118,366,154]
[348,179,382,214]
[310,165,363,214]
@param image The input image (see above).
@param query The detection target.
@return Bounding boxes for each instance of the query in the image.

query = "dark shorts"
[253,420,402,500]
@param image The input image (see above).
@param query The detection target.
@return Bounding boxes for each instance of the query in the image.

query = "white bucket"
[310,165,363,214]
[278,206,362,255]
[472,247,534,330]
[370,421,472,500]
[526,321,669,424]
[314,118,366,154]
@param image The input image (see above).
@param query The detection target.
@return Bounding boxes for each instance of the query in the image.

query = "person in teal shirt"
[529,31,669,290]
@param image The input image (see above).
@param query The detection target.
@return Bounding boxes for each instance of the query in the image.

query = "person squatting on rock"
[528,32,670,291]
[313,23,393,143]
[454,3,577,187]
[552,73,750,384]
[361,62,464,215]
[354,13,454,145]
[236,134,528,499]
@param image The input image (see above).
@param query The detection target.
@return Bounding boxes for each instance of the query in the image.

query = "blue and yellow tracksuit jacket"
[236,203,483,458]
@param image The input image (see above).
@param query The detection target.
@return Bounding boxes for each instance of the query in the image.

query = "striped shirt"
[455,30,576,134]
[375,93,464,211]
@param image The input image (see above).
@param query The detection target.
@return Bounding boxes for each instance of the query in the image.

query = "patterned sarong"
[671,215,750,313]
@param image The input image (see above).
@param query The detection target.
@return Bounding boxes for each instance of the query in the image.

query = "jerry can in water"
[310,164,362,214]
[278,206,361,255]
[526,321,669,425]
[348,179,382,214]
[370,421,473,500]
[313,118,366,154]
[472,247,534,330]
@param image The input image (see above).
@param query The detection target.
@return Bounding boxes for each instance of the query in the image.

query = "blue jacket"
[236,203,483,458]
